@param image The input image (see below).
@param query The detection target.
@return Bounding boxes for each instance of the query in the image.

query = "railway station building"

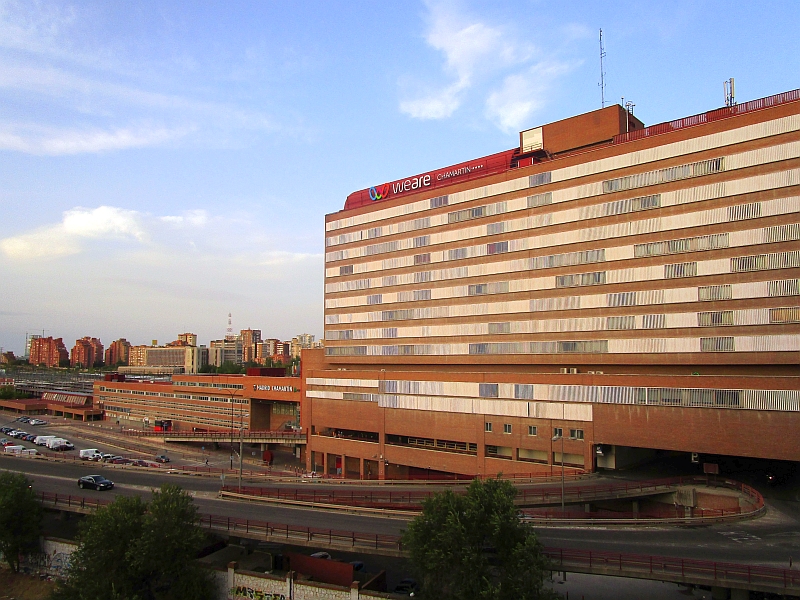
[303,88,800,480]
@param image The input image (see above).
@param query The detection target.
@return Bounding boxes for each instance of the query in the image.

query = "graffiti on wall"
[230,586,285,600]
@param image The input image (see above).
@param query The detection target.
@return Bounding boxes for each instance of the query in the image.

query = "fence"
[613,89,800,144]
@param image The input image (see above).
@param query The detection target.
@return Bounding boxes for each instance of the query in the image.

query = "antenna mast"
[724,77,736,107]
[225,312,234,341]
[599,29,607,108]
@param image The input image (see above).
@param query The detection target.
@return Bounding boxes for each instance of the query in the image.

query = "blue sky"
[1,0,798,354]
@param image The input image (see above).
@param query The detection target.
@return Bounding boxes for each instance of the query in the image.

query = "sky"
[1,0,799,354]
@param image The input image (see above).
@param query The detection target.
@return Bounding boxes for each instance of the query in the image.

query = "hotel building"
[304,89,800,479]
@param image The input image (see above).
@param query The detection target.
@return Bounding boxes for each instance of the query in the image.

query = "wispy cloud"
[400,0,576,129]
[0,123,191,155]
[0,1,281,155]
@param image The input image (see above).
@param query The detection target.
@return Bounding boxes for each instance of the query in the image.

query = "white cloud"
[0,206,146,259]
[0,123,191,155]
[485,61,573,131]
[160,210,210,228]
[400,1,576,128]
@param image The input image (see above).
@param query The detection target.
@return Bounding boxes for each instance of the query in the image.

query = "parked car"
[24,434,37,442]
[349,561,365,572]
[78,475,114,490]
[12,431,28,438]
[29,419,47,425]
[100,453,113,461]
[16,416,29,423]
[110,457,132,464]
[0,427,13,434]
[53,442,74,451]
[132,459,151,467]
[302,471,321,479]
[394,579,419,596]
[310,552,331,560]
[154,455,170,463]
[79,449,103,461]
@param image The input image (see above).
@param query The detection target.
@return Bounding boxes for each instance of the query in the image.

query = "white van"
[4,445,25,453]
[34,435,57,446]
[45,437,69,450]
[79,448,103,460]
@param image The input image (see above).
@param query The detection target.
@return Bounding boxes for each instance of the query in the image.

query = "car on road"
[301,471,321,479]
[154,455,170,463]
[78,475,114,490]
[29,419,47,425]
[394,579,419,596]
[310,552,331,560]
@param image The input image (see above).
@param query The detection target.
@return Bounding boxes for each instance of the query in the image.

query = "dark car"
[394,578,418,596]
[78,475,114,490]
[24,434,37,441]
[154,455,170,463]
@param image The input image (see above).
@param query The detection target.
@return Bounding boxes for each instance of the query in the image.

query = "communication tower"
[225,312,234,341]
[724,78,736,107]
[599,29,607,108]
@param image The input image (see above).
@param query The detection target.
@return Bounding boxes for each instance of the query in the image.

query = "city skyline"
[2,1,800,354]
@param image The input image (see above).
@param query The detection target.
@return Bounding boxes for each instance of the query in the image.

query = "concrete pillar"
[584,503,591,513]
[286,571,295,599]
[711,586,731,600]
[227,561,237,592]
[350,581,360,599]
[632,500,639,515]
[730,590,749,600]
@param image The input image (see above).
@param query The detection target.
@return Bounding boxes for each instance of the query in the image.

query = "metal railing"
[613,89,800,144]
[122,429,305,441]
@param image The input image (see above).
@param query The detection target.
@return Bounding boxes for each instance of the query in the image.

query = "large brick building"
[70,337,103,368]
[28,337,68,368]
[96,374,300,432]
[303,88,800,479]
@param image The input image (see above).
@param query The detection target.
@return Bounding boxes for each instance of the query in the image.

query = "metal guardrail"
[122,429,305,441]
[544,547,800,594]
[35,491,798,593]
[222,475,764,518]
[613,88,800,144]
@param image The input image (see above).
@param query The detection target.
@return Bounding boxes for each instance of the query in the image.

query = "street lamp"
[239,408,249,493]
[552,430,565,513]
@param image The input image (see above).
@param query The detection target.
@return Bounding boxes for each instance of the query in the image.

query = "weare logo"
[369,184,390,201]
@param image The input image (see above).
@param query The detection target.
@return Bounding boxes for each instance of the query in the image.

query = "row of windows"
[326,116,799,233]
[323,335,800,356]
[325,305,800,340]
[327,278,800,326]
[602,157,724,194]
[309,377,800,412]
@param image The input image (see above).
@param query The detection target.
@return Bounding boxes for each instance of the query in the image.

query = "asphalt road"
[3,454,800,569]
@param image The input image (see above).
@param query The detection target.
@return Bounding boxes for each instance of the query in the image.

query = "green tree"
[53,485,215,600]
[0,472,43,572]
[217,361,243,374]
[402,478,558,600]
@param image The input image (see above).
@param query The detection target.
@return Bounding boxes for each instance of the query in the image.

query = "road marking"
[718,530,762,543]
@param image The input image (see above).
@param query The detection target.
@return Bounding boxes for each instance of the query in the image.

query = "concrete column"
[286,571,295,599]
[227,561,237,593]
[350,581,360,599]
[632,500,639,515]
[711,586,731,600]
[730,589,749,600]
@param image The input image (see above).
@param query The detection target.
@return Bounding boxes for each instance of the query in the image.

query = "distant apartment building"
[0,351,16,364]
[25,334,41,360]
[240,329,262,363]
[255,338,291,365]
[104,338,131,366]
[70,337,103,368]
[177,332,198,346]
[291,334,315,358]
[119,344,207,375]
[29,337,68,368]
[210,338,243,366]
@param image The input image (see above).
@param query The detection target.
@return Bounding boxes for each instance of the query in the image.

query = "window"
[528,425,538,436]
[569,429,584,440]
[503,424,512,434]
[553,427,563,438]
[485,422,493,433]
[339,265,354,276]
[479,383,499,398]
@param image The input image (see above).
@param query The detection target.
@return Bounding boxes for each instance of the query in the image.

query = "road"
[3,455,800,570]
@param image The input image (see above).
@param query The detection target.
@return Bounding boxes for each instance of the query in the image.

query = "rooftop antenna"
[599,29,607,108]
[620,98,635,132]
[225,312,234,341]
[724,78,736,107]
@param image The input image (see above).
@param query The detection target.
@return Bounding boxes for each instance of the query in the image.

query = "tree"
[52,485,215,600]
[402,478,558,600]
[0,472,43,572]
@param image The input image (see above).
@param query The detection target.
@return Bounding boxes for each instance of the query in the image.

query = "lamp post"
[239,408,249,493]
[552,431,565,513]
